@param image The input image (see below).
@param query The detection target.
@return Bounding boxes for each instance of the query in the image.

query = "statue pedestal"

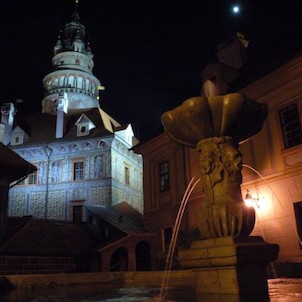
[178,236,279,296]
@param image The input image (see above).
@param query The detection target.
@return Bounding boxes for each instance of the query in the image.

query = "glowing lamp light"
[244,190,254,207]
[244,189,262,208]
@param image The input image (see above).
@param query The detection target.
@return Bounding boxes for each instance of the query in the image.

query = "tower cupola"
[42,0,101,113]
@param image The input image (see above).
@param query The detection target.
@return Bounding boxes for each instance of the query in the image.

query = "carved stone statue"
[161,93,267,238]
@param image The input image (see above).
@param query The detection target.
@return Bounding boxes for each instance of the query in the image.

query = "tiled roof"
[0,217,30,246]
[86,203,144,234]
[0,219,99,256]
[11,108,123,146]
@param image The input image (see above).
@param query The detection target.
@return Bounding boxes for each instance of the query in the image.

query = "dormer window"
[75,114,96,137]
[14,135,21,145]
[77,122,89,136]
[10,126,28,146]
[80,125,88,134]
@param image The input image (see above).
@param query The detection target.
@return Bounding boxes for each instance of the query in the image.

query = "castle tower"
[41,1,101,113]
[0,103,15,145]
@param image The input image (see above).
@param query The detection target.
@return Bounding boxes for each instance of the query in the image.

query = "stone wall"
[0,255,76,275]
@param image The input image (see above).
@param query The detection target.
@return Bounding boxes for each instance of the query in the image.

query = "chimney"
[56,92,68,139]
[1,103,15,145]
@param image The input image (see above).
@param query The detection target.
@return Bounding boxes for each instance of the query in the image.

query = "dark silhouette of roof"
[86,203,144,235]
[111,201,144,225]
[0,142,37,183]
[0,218,100,256]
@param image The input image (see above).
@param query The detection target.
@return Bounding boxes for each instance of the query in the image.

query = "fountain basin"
[161,93,268,147]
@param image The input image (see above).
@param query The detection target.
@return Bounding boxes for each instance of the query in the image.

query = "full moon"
[232,6,240,14]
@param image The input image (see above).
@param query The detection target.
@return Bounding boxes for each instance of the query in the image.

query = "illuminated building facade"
[135,53,302,267]
[1,6,143,222]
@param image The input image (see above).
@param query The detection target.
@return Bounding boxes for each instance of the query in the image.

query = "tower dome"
[42,1,101,113]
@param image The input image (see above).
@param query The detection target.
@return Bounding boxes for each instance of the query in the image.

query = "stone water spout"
[161,92,267,238]
[161,90,278,297]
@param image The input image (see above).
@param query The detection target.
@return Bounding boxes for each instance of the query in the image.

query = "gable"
[115,124,135,147]
[75,114,96,137]
[10,126,29,146]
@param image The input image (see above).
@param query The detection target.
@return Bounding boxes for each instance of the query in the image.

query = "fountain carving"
[161,90,279,298]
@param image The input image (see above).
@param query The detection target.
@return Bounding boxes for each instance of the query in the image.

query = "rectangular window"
[73,205,83,223]
[279,104,302,148]
[125,166,130,185]
[27,170,37,185]
[160,161,170,192]
[77,123,89,136]
[162,227,172,252]
[11,133,23,146]
[15,136,20,144]
[293,202,302,248]
[73,161,84,180]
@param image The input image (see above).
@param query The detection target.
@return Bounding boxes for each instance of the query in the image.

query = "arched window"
[110,247,128,271]
[77,77,83,89]
[59,76,64,86]
[68,76,74,87]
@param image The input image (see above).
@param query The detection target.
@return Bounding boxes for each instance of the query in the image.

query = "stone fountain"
[161,89,279,298]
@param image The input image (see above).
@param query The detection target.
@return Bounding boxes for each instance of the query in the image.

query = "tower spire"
[75,0,79,13]
[73,0,80,22]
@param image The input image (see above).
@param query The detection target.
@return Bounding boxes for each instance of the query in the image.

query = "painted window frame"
[72,159,85,181]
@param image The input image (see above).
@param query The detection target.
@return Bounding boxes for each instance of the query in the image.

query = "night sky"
[0,0,302,141]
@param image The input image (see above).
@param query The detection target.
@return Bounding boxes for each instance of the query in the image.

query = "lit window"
[125,166,130,185]
[73,205,83,223]
[73,161,84,181]
[160,161,170,192]
[279,104,302,148]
